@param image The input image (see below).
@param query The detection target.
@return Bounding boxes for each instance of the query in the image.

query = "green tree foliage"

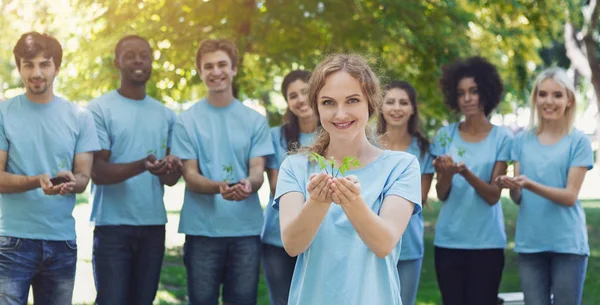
[1,0,572,133]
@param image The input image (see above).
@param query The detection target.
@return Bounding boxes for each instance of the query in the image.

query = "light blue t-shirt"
[0,95,100,240]
[171,99,274,237]
[261,126,316,247]
[273,150,422,305]
[511,129,592,255]
[87,90,175,226]
[431,123,512,249]
[400,138,435,260]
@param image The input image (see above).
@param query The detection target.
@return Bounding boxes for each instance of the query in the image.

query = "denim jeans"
[434,247,505,305]
[92,225,166,305]
[261,243,297,305]
[397,258,423,305]
[518,252,587,305]
[0,236,77,305]
[184,235,261,305]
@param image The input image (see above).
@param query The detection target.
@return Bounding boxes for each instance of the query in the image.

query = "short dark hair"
[196,39,238,69]
[13,32,63,70]
[114,35,151,58]
[439,56,504,116]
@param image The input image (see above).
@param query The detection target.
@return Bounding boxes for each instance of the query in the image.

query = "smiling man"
[171,39,274,305]
[0,32,100,304]
[87,35,181,305]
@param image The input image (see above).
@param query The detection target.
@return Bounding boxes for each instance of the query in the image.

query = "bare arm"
[421,173,433,206]
[247,156,266,193]
[0,150,42,194]
[280,173,333,257]
[280,194,332,257]
[341,194,414,258]
[433,156,455,201]
[267,168,278,197]
[181,159,223,194]
[508,162,522,204]
[91,150,146,185]
[522,166,588,207]
[71,152,94,193]
[459,161,507,206]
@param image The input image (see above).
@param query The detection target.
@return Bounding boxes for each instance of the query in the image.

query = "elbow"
[282,245,301,258]
[373,243,395,259]
[90,172,107,186]
[563,197,577,207]
[485,196,502,206]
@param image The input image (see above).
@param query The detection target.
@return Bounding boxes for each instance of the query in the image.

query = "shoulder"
[493,124,514,138]
[88,90,117,108]
[570,129,591,146]
[0,95,20,112]
[380,150,419,170]
[177,100,205,121]
[434,123,458,138]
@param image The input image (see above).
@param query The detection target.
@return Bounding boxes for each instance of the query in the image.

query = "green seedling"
[309,152,361,177]
[161,138,167,150]
[222,164,239,186]
[438,131,452,148]
[457,147,467,157]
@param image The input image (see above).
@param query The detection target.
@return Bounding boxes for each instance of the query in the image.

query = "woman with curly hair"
[376,81,434,305]
[431,56,513,305]
[497,68,592,305]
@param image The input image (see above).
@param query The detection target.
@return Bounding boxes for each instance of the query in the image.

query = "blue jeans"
[92,225,166,305]
[184,235,261,305]
[397,258,423,305]
[261,243,297,305]
[0,236,77,305]
[518,252,587,305]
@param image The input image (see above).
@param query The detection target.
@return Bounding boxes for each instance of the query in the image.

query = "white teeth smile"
[134,70,143,75]
[333,122,353,128]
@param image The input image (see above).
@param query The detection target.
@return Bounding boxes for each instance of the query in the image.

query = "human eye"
[348,98,360,103]
[322,99,334,106]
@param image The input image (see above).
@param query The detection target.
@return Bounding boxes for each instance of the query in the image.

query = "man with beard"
[87,35,181,305]
[0,32,100,304]
[171,39,273,305]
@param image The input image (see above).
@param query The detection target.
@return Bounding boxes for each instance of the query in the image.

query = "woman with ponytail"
[261,70,318,305]
[273,54,422,305]
[377,81,434,305]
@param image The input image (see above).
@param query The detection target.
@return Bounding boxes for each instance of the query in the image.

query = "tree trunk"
[564,0,600,164]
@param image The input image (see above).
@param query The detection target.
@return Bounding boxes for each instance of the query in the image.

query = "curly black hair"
[439,56,504,116]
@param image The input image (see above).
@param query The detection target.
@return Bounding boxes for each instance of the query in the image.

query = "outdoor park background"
[1,0,599,304]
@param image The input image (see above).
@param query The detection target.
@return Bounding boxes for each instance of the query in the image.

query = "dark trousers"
[434,246,505,305]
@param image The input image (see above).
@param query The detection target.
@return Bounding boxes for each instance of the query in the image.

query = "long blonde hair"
[529,67,577,134]
[302,54,382,155]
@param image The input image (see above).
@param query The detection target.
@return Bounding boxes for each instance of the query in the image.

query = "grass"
[153,198,600,305]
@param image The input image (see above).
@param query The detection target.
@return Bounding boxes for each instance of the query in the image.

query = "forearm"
[92,159,146,185]
[159,170,182,186]
[341,199,400,258]
[73,172,91,194]
[183,172,222,194]
[281,198,331,257]
[248,170,264,193]
[0,172,42,194]
[435,172,453,201]
[460,169,501,205]
[525,181,577,207]
[509,188,522,205]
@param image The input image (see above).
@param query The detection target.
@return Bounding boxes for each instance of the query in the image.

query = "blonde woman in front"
[274,54,422,305]
[497,67,592,305]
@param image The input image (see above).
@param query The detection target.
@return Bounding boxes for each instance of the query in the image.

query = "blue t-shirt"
[400,138,435,260]
[87,90,176,226]
[431,123,513,249]
[0,95,100,240]
[171,99,274,237]
[261,126,316,247]
[273,150,422,305]
[512,129,593,255]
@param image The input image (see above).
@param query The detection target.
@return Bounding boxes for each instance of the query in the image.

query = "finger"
[307,174,325,192]
[315,175,330,197]
[331,191,341,204]
[333,180,352,202]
